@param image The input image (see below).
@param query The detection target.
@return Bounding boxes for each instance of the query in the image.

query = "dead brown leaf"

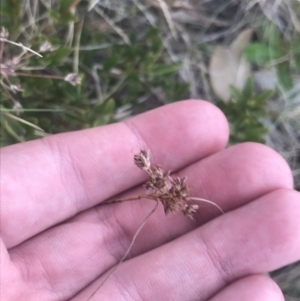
[209,28,253,102]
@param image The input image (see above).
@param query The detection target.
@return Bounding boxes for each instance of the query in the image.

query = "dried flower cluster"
[133,149,199,219]
[106,149,224,218]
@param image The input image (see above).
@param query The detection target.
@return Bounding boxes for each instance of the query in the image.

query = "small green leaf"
[48,9,61,23]
[148,64,179,77]
[59,0,76,12]
[267,24,282,48]
[94,98,115,114]
[292,38,300,71]
[277,62,293,91]
[103,98,116,114]
[242,78,254,101]
[229,86,243,101]
[255,90,273,103]
[245,43,281,64]
[44,47,72,66]
[3,121,24,143]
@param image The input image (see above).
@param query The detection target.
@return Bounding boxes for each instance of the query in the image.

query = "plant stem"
[0,38,42,57]
[103,195,155,205]
[86,199,159,301]
[190,197,224,214]
[14,72,64,80]
[0,80,19,106]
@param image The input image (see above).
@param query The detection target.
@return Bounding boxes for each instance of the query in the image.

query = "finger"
[71,189,300,301]
[208,275,284,301]
[0,239,20,300]
[1,100,229,248]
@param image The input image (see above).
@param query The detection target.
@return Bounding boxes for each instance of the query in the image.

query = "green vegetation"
[1,1,299,148]
[0,0,189,146]
[217,78,273,143]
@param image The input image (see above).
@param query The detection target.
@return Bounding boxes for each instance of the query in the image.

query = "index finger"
[1,100,229,248]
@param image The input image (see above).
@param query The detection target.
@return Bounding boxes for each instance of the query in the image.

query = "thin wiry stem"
[0,38,42,57]
[156,0,177,39]
[86,199,159,301]
[2,76,13,87]
[18,52,35,62]
[190,197,224,214]
[0,80,19,106]
[73,20,84,74]
[103,195,155,205]
[94,6,130,45]
[4,112,44,131]
[14,72,64,80]
[0,39,4,61]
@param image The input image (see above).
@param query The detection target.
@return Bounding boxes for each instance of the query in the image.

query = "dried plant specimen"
[86,150,224,300]
[107,149,223,218]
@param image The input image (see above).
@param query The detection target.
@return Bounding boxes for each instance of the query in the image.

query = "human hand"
[1,100,300,301]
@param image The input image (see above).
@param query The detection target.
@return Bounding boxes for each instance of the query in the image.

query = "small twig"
[0,38,42,57]
[86,199,159,301]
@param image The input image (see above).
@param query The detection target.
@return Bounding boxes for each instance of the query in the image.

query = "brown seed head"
[148,166,166,189]
[183,204,199,219]
[134,149,151,171]
[159,195,181,214]
[132,150,201,219]
[169,176,189,201]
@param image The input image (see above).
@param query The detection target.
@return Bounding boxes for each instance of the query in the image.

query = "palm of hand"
[1,101,300,301]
